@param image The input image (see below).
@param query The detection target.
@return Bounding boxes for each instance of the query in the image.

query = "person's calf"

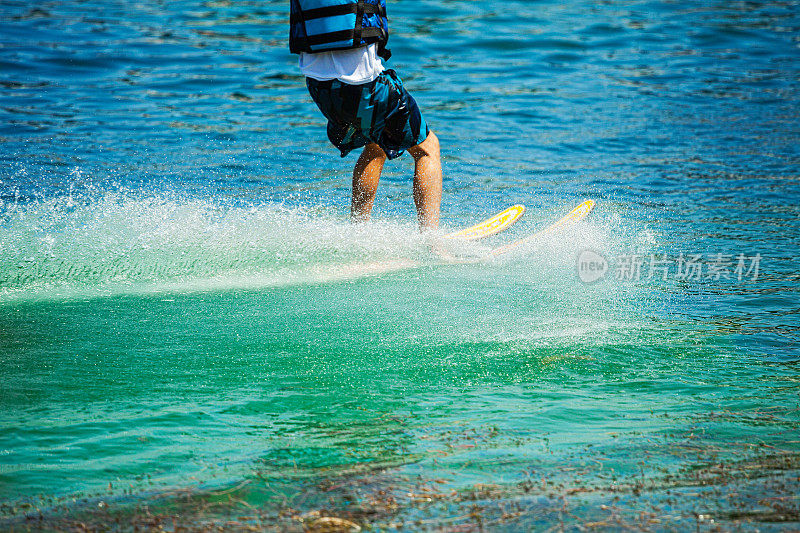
[409,132,442,230]
[351,143,386,221]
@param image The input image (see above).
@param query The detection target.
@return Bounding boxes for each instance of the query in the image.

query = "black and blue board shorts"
[306,69,429,160]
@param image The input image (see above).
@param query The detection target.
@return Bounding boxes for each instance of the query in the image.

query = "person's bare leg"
[351,143,386,222]
[408,131,442,231]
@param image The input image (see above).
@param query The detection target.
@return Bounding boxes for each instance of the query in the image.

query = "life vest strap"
[303,26,383,47]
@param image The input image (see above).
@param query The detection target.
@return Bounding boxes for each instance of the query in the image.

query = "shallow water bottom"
[6,446,799,531]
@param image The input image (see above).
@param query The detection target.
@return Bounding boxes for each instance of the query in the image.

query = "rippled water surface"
[1,0,799,530]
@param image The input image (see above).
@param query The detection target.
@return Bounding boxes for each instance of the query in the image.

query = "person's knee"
[362,143,387,163]
[409,131,439,160]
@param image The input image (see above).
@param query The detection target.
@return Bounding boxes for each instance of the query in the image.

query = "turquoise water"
[1,0,799,530]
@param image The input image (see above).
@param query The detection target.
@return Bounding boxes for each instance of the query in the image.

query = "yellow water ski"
[490,200,595,256]
[444,204,526,241]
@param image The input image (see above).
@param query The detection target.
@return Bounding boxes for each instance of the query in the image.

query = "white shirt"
[299,43,384,84]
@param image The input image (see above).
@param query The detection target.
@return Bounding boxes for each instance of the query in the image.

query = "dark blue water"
[1,0,799,530]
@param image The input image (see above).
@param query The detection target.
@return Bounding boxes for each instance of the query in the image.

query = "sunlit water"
[1,0,799,530]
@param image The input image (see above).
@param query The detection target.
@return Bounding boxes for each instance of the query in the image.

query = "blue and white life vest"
[289,0,390,59]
